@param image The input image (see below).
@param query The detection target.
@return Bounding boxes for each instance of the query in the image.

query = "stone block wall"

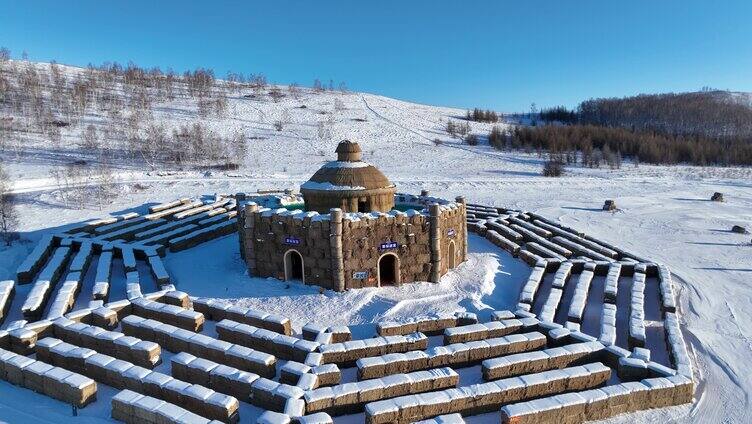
[241,194,468,292]
[242,207,336,290]
[341,212,432,289]
[437,199,468,275]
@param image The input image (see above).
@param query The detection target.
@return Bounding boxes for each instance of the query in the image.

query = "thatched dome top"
[301,141,394,192]
[335,140,362,162]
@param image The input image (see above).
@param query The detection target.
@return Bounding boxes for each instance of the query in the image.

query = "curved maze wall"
[0,195,693,424]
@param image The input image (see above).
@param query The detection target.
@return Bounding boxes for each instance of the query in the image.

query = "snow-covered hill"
[1,61,751,423]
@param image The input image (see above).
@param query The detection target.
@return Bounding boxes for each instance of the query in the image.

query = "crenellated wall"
[241,206,337,290]
[240,193,468,291]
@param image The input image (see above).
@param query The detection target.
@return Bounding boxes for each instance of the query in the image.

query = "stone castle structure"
[238,140,468,291]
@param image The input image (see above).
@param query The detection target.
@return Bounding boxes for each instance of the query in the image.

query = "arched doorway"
[448,241,457,269]
[377,253,400,286]
[284,250,304,283]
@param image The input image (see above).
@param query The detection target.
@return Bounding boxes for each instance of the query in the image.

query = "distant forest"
[507,91,752,166]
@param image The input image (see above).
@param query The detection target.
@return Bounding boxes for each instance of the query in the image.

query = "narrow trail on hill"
[360,94,434,146]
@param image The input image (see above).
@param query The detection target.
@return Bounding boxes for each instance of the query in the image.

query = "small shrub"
[542,158,565,177]
[432,138,443,146]
[464,133,478,146]
[273,120,283,131]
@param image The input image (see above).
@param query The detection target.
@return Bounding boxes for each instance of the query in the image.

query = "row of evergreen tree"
[466,108,499,123]
[508,124,752,166]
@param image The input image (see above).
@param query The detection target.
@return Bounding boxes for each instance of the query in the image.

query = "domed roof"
[301,140,394,192]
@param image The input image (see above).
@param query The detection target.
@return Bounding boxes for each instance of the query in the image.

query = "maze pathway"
[0,194,693,424]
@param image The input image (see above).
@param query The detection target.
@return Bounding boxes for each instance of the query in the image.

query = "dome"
[301,140,396,213]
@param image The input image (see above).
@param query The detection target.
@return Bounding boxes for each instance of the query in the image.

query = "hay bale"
[731,225,748,234]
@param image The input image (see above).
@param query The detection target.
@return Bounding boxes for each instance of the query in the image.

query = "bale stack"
[629,273,647,348]
[92,248,114,301]
[319,333,428,366]
[567,265,595,323]
[356,332,547,379]
[376,312,477,337]
[249,377,306,411]
[482,341,605,380]
[16,234,56,284]
[216,320,318,361]
[21,246,72,320]
[169,218,238,252]
[0,280,15,325]
[171,352,260,400]
[51,318,161,368]
[443,319,523,344]
[121,315,276,377]
[192,299,292,335]
[257,411,334,424]
[484,230,520,256]
[302,323,352,343]
[305,367,458,416]
[36,338,239,422]
[147,255,170,288]
[499,374,694,424]
[111,389,218,424]
[0,347,97,407]
[130,297,205,332]
[599,304,617,346]
[364,363,611,423]
[519,264,547,305]
[657,264,677,313]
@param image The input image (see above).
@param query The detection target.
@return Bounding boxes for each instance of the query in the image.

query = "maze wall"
[0,195,693,424]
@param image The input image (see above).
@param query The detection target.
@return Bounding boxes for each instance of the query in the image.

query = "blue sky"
[1,0,750,111]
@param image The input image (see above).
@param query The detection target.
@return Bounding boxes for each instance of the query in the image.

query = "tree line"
[508,124,752,166]
[539,91,752,138]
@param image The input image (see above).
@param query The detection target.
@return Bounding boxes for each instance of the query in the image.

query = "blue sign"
[379,241,398,250]
[353,271,369,280]
[284,237,301,245]
[447,228,456,237]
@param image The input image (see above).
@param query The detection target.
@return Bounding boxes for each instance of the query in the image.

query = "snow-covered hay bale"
[603,263,621,303]
[567,269,594,323]
[193,299,292,335]
[121,315,276,378]
[216,319,318,362]
[0,280,15,325]
[169,218,238,252]
[629,272,647,348]
[0,347,98,407]
[482,341,605,380]
[130,297,204,332]
[16,234,56,284]
[170,352,260,401]
[519,265,547,305]
[319,333,428,366]
[364,363,610,423]
[305,367,458,415]
[376,312,475,337]
[443,319,522,344]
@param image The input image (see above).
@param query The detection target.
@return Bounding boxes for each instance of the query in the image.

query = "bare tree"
[317,120,330,141]
[93,155,117,209]
[82,124,99,150]
[334,98,345,112]
[0,165,18,245]
[287,83,301,98]
[0,47,10,61]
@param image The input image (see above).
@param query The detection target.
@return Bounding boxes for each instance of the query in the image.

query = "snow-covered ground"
[1,61,751,423]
